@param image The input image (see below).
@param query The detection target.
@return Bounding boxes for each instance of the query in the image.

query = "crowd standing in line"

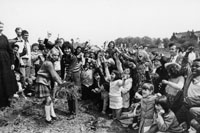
[0,21,200,132]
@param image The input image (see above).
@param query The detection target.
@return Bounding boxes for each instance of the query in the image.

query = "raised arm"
[104,58,111,81]
[44,32,55,50]
[57,46,63,57]
[113,53,123,74]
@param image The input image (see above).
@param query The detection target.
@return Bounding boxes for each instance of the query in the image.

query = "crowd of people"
[0,21,200,133]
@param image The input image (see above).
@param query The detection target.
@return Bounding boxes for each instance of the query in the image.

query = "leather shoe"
[51,116,57,121]
[45,120,53,124]
[67,115,75,120]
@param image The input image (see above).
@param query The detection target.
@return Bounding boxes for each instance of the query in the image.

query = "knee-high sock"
[45,105,52,121]
[50,102,56,117]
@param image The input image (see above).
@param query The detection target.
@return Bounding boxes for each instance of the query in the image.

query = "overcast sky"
[1,0,200,45]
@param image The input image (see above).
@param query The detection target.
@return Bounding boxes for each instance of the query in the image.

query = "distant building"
[170,30,200,43]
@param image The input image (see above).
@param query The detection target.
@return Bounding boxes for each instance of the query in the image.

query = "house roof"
[173,30,200,38]
[175,32,190,38]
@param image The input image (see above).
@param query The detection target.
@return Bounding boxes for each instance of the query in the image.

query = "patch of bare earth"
[0,97,137,133]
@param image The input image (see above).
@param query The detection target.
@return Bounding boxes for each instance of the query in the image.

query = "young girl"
[90,69,110,114]
[104,59,126,119]
[135,83,161,133]
[74,46,84,67]
[35,48,65,124]
[81,61,94,100]
[31,43,45,77]
[113,52,133,112]
[153,95,184,133]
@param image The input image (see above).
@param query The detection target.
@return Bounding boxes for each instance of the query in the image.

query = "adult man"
[21,30,31,78]
[9,27,23,48]
[9,27,28,74]
[176,57,200,132]
[14,27,23,42]
[168,43,183,64]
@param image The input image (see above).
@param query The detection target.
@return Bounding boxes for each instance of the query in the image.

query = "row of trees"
[114,36,170,48]
[114,35,200,50]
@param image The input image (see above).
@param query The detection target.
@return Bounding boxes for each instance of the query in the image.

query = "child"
[13,71,27,99]
[81,61,93,100]
[118,102,141,130]
[24,77,35,97]
[61,42,81,90]
[35,48,65,124]
[121,67,133,112]
[113,52,133,112]
[135,83,161,133]
[12,44,27,73]
[31,43,45,77]
[105,64,126,119]
[152,95,184,133]
[90,69,109,114]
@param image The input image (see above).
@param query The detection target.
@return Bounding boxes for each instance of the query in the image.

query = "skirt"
[35,83,51,98]
[109,95,123,109]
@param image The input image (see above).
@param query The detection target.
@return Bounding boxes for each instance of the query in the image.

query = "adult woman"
[106,41,116,57]
[162,62,184,113]
[0,21,17,108]
[35,48,65,123]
